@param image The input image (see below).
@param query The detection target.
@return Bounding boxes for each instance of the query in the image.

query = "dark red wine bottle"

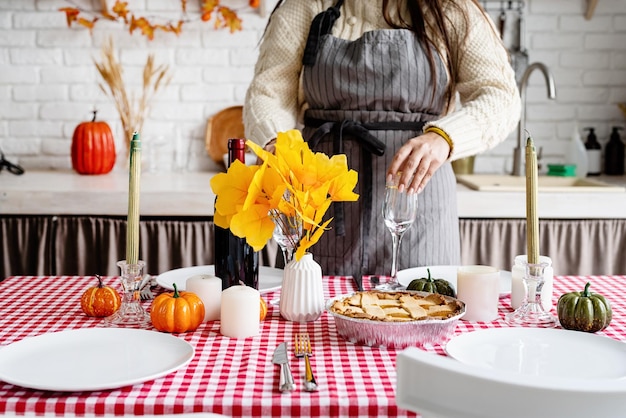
[214,138,259,290]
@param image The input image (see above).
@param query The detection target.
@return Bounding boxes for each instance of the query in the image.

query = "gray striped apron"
[301,1,461,282]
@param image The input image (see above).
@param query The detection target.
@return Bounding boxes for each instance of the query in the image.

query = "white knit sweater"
[243,0,521,161]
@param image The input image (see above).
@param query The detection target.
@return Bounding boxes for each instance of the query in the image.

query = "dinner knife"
[272,342,295,392]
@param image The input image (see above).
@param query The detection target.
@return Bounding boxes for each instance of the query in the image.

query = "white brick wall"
[486,0,626,174]
[0,0,624,174]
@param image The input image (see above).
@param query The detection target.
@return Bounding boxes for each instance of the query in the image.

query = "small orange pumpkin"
[71,110,116,175]
[260,297,268,321]
[80,274,122,317]
[150,283,205,333]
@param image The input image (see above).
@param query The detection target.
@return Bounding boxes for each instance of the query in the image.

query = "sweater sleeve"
[424,1,521,161]
[243,0,319,147]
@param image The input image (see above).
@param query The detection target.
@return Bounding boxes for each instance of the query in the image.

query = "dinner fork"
[139,274,155,300]
[294,333,318,391]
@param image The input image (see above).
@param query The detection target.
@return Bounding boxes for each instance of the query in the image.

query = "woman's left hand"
[387,132,451,194]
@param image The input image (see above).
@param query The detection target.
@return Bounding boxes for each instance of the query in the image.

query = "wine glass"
[271,210,302,267]
[377,173,418,290]
[505,261,557,327]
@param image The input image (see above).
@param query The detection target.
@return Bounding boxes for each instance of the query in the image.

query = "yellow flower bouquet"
[210,129,359,261]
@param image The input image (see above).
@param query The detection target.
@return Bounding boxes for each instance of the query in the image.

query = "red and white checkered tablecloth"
[0,274,625,417]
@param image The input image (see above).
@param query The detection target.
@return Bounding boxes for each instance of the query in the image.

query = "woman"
[243,0,521,283]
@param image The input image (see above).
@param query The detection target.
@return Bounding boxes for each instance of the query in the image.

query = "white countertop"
[2,170,626,219]
[0,170,216,217]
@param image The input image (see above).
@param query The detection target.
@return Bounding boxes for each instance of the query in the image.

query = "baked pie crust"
[329,290,463,322]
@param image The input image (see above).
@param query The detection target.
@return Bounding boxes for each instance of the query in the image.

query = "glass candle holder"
[511,255,553,311]
[103,260,151,328]
[505,261,557,328]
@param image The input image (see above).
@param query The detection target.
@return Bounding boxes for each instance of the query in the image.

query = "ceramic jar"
[279,253,324,322]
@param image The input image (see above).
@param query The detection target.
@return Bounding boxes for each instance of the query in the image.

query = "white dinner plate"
[156,265,283,294]
[446,328,626,380]
[0,328,194,391]
[396,265,512,297]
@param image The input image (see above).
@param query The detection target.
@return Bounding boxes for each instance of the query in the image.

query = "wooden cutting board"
[205,106,245,163]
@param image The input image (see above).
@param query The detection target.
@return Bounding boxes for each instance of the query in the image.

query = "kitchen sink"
[456,174,626,192]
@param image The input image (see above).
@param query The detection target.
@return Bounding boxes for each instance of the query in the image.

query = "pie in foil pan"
[327,290,466,349]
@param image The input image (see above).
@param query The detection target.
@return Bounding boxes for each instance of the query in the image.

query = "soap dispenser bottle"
[566,124,588,178]
[584,127,602,176]
[604,127,624,175]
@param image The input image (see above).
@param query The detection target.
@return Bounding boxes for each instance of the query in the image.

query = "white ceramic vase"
[279,253,324,322]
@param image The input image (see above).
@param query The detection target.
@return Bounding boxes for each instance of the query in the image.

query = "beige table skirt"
[1,216,624,277]
[0,216,276,277]
[459,218,626,276]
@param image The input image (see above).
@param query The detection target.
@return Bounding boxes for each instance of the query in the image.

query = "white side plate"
[0,328,194,391]
[397,265,512,297]
[446,328,626,379]
[157,265,283,294]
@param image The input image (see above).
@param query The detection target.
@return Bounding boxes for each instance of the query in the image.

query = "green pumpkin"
[557,282,612,333]
[406,268,456,297]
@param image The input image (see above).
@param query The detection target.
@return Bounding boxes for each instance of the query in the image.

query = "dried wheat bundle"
[94,37,171,154]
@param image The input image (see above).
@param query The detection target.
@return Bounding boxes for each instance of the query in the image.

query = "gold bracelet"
[424,126,454,155]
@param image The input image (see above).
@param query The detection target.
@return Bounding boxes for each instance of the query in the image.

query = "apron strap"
[302,0,345,66]
[306,119,388,157]
[305,117,425,154]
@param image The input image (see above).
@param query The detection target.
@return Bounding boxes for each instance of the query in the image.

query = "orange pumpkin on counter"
[80,274,122,317]
[71,110,116,175]
[150,283,205,333]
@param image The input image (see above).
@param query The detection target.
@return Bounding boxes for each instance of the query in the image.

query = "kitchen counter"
[456,179,626,219]
[2,170,626,219]
[0,170,216,217]
[2,170,625,276]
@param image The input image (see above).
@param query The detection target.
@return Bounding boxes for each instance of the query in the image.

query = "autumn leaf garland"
[59,0,255,39]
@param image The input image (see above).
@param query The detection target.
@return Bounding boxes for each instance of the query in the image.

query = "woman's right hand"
[386,132,451,194]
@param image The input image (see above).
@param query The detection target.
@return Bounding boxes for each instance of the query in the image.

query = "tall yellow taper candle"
[525,136,539,265]
[126,132,141,265]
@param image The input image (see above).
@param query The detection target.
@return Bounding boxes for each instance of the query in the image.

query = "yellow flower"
[211,129,359,260]
[210,160,258,228]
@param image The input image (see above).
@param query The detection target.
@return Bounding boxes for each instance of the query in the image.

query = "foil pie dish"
[326,290,466,349]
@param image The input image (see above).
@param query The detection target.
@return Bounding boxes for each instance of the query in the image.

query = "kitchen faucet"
[511,62,557,176]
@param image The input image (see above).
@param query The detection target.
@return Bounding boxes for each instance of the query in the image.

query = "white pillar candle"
[186,274,222,321]
[511,255,554,311]
[220,285,260,338]
[456,265,500,322]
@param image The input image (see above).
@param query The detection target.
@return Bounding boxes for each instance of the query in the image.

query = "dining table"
[0,271,625,417]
